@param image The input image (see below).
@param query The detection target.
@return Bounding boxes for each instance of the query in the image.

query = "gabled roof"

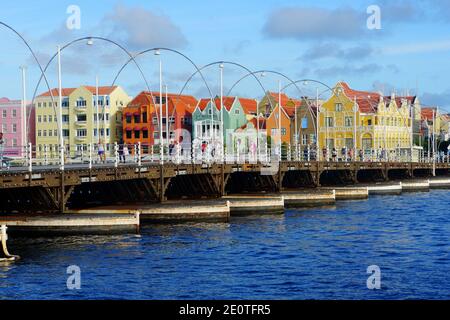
[237,98,257,114]
[197,96,257,114]
[384,95,417,108]
[125,91,197,117]
[338,82,380,113]
[82,86,118,95]
[268,92,291,107]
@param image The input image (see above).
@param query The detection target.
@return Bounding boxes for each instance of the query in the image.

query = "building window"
[335,103,343,112]
[301,117,308,129]
[49,130,52,137]
[302,134,308,145]
[38,130,42,137]
[12,110,17,118]
[77,114,87,122]
[43,130,47,137]
[134,130,140,139]
[143,130,148,139]
[134,115,140,123]
[235,109,240,115]
[281,128,287,136]
[62,115,69,123]
[76,98,87,107]
[12,139,17,147]
[326,117,334,127]
[126,115,132,123]
[43,115,47,122]
[38,115,42,123]
[126,131,132,139]
[142,112,148,123]
[368,119,372,126]
[154,132,159,139]
[77,129,87,137]
[12,124,17,133]
[54,130,57,136]
[2,110,6,118]
[345,116,353,127]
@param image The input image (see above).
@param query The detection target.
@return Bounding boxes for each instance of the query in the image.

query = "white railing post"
[114,142,119,168]
[88,143,92,170]
[28,143,32,173]
[60,143,64,171]
[134,144,138,163]
[44,144,48,166]
[138,141,142,167]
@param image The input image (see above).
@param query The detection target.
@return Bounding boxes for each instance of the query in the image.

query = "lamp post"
[155,49,163,164]
[278,80,282,160]
[219,63,224,162]
[316,87,320,161]
[165,84,169,148]
[57,45,64,170]
[19,66,27,158]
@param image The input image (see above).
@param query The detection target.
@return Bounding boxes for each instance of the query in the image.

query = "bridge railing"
[1,142,449,172]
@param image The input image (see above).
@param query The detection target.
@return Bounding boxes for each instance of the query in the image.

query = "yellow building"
[318,82,414,159]
[35,85,131,158]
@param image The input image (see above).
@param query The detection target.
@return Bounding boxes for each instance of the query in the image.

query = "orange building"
[122,91,197,153]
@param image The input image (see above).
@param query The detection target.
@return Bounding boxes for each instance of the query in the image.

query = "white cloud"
[105,4,188,50]
[262,6,366,40]
[383,39,450,55]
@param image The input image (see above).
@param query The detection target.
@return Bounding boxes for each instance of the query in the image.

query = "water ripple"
[1,190,450,299]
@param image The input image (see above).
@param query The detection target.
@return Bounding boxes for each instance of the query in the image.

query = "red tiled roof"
[269,92,291,107]
[238,98,257,114]
[339,82,380,113]
[421,107,437,121]
[126,91,198,117]
[82,86,118,95]
[238,117,267,131]
[38,88,77,97]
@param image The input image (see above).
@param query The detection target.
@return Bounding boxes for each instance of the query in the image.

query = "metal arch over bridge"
[0,160,448,214]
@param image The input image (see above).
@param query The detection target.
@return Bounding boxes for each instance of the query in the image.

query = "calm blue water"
[1,190,450,300]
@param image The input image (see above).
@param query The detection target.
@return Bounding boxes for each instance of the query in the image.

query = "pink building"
[0,97,34,156]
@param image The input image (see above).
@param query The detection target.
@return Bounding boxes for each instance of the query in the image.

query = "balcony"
[75,136,87,142]
[75,120,87,127]
[74,105,87,112]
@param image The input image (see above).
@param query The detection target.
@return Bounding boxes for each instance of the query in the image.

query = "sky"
[1,0,450,112]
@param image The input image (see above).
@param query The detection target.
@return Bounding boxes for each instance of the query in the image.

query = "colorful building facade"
[192,96,257,143]
[35,86,131,158]
[0,97,34,156]
[318,82,414,157]
[122,91,197,153]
